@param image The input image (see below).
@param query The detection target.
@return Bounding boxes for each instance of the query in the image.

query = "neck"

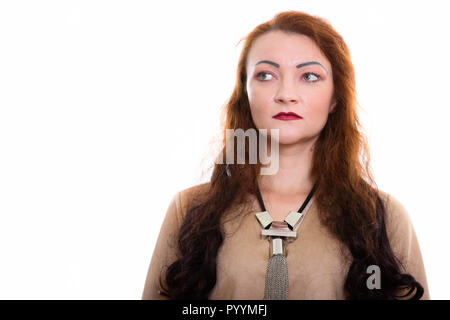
[258,139,316,196]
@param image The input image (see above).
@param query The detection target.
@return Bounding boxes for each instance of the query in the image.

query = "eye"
[303,72,320,82]
[256,71,321,82]
[255,71,273,81]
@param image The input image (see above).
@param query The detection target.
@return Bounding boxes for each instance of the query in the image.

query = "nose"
[275,95,298,104]
[274,80,299,104]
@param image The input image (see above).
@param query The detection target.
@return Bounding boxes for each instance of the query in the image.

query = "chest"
[208,202,353,299]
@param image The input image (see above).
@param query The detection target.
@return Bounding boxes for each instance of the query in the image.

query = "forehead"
[246,31,331,70]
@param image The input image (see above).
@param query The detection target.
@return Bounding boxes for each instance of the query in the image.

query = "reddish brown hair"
[160,10,424,299]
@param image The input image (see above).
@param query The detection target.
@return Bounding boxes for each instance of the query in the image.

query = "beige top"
[142,182,430,300]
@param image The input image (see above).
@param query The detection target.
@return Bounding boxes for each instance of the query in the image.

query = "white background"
[0,0,448,299]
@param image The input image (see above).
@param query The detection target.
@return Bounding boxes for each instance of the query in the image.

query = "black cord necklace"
[255,181,318,230]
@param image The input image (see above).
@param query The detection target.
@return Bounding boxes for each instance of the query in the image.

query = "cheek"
[303,105,330,131]
[303,88,333,114]
[306,100,330,117]
[248,102,266,127]
[248,88,272,116]
[306,106,332,134]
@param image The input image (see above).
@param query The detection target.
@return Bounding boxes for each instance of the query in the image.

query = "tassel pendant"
[255,182,317,301]
[264,236,288,300]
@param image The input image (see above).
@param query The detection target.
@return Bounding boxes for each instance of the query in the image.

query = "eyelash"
[255,71,321,82]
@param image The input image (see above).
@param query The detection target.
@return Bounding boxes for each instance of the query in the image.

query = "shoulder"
[172,182,211,220]
[376,190,430,299]
[377,189,413,238]
[377,189,420,271]
[158,182,211,242]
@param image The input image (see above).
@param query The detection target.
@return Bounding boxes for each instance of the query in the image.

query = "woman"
[142,10,430,300]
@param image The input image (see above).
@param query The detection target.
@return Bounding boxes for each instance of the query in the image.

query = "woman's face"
[245,31,336,145]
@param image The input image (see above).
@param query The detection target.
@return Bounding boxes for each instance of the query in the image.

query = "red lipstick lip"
[273,112,302,119]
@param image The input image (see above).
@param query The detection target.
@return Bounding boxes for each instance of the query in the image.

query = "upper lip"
[273,112,302,118]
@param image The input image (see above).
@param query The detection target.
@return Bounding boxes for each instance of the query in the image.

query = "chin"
[278,138,303,145]
[270,133,301,145]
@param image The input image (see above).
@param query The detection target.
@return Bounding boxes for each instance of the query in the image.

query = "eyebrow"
[255,60,328,74]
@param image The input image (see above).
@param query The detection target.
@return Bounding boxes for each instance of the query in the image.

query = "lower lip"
[273,115,302,121]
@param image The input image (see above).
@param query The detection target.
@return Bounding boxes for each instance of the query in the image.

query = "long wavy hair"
[159,10,424,300]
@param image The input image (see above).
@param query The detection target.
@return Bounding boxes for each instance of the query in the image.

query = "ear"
[329,97,337,114]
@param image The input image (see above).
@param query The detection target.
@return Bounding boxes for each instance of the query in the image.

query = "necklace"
[254,182,318,300]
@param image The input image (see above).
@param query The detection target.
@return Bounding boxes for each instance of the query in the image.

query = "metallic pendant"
[284,211,303,230]
[269,236,286,256]
[255,208,310,259]
[255,210,304,231]
[255,210,305,239]
[255,211,273,229]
